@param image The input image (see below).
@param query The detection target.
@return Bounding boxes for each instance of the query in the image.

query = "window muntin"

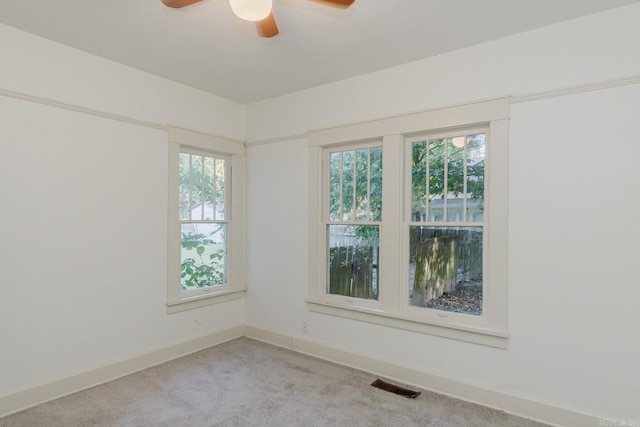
[407,130,486,316]
[179,149,230,293]
[325,144,382,301]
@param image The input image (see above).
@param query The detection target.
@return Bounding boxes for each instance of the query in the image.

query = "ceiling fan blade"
[256,12,279,38]
[309,0,354,8]
[161,0,203,8]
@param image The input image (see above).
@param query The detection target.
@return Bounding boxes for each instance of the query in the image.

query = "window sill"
[167,289,245,314]
[306,298,508,349]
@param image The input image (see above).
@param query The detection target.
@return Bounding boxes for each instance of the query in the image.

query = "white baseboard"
[0,325,244,418]
[1,323,599,426]
[243,324,597,427]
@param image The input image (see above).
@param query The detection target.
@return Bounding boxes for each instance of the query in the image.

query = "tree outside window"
[179,151,228,290]
[409,133,485,315]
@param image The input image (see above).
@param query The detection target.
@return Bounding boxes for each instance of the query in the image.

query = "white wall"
[247,3,639,143]
[0,24,245,140]
[0,25,245,399]
[245,3,640,421]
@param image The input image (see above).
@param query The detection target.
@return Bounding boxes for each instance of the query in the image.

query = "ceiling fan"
[161,0,355,38]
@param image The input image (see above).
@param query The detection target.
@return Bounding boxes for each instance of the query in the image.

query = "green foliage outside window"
[178,151,227,291]
[410,135,485,222]
[326,136,485,307]
[180,230,225,290]
[409,134,486,313]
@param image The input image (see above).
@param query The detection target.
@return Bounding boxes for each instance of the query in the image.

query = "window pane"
[327,225,379,300]
[179,153,191,220]
[408,226,482,315]
[466,134,485,222]
[328,152,341,221]
[342,151,355,221]
[369,146,382,222]
[355,149,369,221]
[181,223,226,290]
[190,155,204,220]
[446,137,465,222]
[215,158,226,220]
[411,141,427,221]
[203,156,215,220]
[428,139,445,222]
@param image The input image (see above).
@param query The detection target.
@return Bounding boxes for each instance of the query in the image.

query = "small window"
[179,150,229,291]
[167,127,245,313]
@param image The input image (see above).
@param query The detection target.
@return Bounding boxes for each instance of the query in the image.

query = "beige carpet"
[0,338,547,426]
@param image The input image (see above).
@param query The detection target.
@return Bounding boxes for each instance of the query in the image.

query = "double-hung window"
[308,99,509,347]
[178,149,229,290]
[406,129,486,316]
[167,127,245,312]
[325,143,382,307]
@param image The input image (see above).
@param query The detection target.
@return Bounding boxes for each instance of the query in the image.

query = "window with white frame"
[406,129,486,316]
[167,127,245,313]
[308,99,509,347]
[325,143,382,304]
[178,149,229,290]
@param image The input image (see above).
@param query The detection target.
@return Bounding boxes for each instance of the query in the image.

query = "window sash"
[179,150,230,293]
[405,126,487,224]
[323,141,383,224]
[322,141,383,309]
[179,148,231,223]
[402,127,489,323]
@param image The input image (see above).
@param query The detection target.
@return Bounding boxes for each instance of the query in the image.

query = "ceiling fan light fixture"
[229,0,272,22]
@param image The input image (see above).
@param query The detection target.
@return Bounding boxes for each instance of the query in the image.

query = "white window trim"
[308,98,509,348]
[167,126,246,313]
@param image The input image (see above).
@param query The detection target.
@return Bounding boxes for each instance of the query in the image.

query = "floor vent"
[371,379,421,398]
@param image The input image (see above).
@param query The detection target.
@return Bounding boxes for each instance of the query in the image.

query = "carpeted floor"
[0,338,548,426]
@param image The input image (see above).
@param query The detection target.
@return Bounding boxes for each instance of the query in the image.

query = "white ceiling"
[0,0,637,103]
